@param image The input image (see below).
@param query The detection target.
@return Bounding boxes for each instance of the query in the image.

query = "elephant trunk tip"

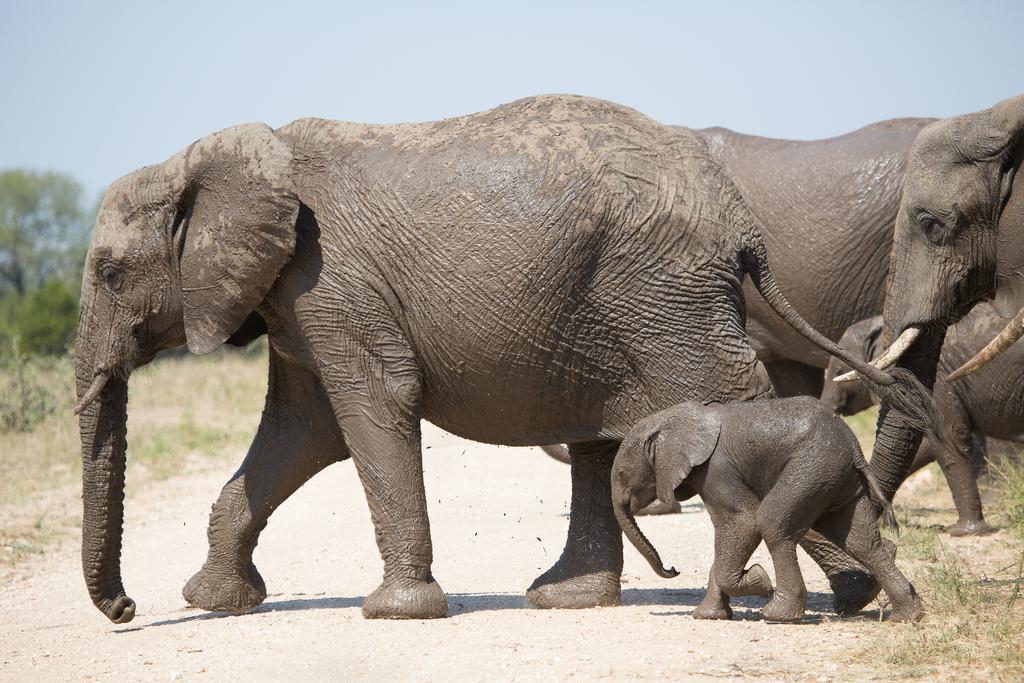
[102,594,136,624]
[657,565,680,579]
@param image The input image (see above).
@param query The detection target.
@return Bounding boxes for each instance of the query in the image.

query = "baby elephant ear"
[167,123,299,354]
[653,403,722,505]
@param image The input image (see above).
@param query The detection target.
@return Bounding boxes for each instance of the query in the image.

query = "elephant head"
[821,316,884,416]
[75,124,298,622]
[863,93,1024,498]
[611,403,721,579]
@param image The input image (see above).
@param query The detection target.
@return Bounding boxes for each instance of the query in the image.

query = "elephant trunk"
[611,476,678,579]
[868,328,946,500]
[76,335,136,624]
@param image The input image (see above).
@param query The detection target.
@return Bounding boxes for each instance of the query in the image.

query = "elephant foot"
[947,518,995,537]
[636,499,682,516]
[182,561,267,613]
[829,569,881,616]
[762,593,806,623]
[526,557,621,609]
[741,564,774,598]
[692,601,733,620]
[888,597,925,623]
[362,577,448,619]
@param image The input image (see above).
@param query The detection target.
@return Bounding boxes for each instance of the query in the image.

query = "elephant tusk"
[73,371,110,415]
[834,326,922,383]
[947,305,1024,381]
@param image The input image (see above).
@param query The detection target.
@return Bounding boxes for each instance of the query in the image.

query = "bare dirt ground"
[0,422,1014,682]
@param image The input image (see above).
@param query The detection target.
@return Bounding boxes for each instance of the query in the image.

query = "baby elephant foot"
[947,519,995,537]
[183,561,267,613]
[693,600,733,620]
[762,593,806,623]
[526,557,621,609]
[740,564,774,598]
[362,577,448,619]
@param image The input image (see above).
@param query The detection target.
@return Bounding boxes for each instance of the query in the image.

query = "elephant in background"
[852,93,1024,506]
[823,302,1024,535]
[75,94,916,624]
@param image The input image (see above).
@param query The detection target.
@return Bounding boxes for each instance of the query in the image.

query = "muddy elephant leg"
[818,498,924,622]
[312,320,446,620]
[527,440,623,609]
[764,359,825,398]
[797,529,884,615]
[927,397,993,535]
[183,349,346,613]
[694,513,772,620]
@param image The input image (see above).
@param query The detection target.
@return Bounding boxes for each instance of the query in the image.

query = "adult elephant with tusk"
[861,93,1024,504]
[74,95,927,624]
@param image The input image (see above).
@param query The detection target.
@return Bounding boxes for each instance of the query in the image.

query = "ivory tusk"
[73,371,111,415]
[833,326,923,383]
[947,306,1024,381]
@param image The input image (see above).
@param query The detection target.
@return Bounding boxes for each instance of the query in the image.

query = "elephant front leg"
[526,441,623,609]
[343,407,447,619]
[314,322,447,620]
[184,351,345,613]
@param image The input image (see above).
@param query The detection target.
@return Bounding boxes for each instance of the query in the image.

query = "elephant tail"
[744,242,895,387]
[852,444,899,533]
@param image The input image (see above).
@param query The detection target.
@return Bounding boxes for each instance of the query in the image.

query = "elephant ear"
[652,403,722,505]
[167,123,299,354]
[860,317,884,363]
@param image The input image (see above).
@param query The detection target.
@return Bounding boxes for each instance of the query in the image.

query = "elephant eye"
[98,260,124,290]
[918,213,947,245]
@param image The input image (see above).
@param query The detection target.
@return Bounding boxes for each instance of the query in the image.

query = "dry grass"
[0,345,268,569]
[847,439,1024,680]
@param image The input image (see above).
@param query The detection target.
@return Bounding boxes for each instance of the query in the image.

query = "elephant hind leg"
[527,440,623,609]
[184,348,347,613]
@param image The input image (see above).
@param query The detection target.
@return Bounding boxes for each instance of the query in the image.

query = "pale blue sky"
[2,1,1023,199]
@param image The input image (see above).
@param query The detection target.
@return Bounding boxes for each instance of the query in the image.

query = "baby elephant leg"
[826,497,924,623]
[694,515,771,620]
[756,499,815,622]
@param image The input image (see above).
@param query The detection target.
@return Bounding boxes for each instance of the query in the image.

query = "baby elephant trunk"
[611,477,679,579]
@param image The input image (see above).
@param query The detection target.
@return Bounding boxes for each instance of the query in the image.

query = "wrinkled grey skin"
[75,95,905,624]
[867,94,1024,511]
[699,119,933,394]
[544,118,933,520]
[824,304,1024,535]
[612,398,924,623]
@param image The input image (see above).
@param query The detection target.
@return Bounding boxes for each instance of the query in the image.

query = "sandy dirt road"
[1,423,881,681]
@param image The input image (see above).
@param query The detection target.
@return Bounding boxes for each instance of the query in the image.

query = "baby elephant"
[612,397,924,623]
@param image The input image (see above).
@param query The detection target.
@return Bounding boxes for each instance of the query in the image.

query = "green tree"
[0,170,89,297]
[0,170,92,356]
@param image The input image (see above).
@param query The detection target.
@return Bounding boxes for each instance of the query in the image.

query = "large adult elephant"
[74,95,906,624]
[846,93,1024,502]
[541,117,932,468]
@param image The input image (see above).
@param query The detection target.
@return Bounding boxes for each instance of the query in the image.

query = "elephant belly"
[414,302,771,447]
